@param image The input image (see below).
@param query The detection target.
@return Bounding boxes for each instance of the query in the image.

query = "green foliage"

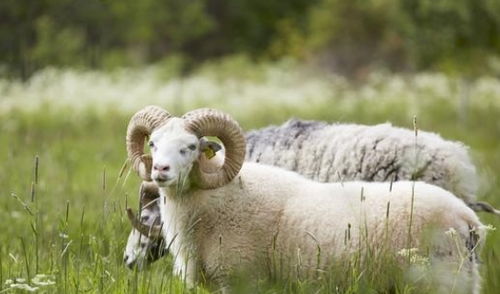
[0,65,499,292]
[31,16,86,68]
[306,0,500,75]
[400,0,500,74]
[307,0,407,74]
[0,0,216,77]
[1,0,499,77]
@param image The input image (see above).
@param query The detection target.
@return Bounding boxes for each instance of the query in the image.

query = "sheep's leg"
[184,257,198,288]
[173,253,198,288]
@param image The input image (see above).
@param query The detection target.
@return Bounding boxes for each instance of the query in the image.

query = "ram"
[124,117,498,269]
[124,146,224,269]
[125,106,486,293]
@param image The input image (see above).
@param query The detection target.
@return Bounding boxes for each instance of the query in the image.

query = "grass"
[0,62,498,293]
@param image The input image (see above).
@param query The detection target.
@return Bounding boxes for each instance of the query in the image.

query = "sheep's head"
[126,106,245,189]
[148,118,201,187]
[124,182,166,269]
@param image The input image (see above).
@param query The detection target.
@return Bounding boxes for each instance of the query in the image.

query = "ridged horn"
[182,108,246,189]
[126,208,162,239]
[126,106,172,180]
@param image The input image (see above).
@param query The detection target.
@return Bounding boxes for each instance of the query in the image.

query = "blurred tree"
[0,0,46,78]
[0,0,498,78]
[307,0,407,76]
[31,16,85,68]
[0,0,216,77]
[306,0,500,76]
[187,0,315,59]
[400,0,500,76]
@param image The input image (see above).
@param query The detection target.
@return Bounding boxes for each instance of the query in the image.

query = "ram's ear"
[199,139,222,159]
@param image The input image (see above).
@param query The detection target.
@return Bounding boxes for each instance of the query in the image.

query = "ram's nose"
[124,255,136,269]
[153,164,170,172]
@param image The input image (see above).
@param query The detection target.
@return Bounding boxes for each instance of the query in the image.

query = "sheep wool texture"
[246,119,478,203]
[124,106,485,293]
[124,118,485,270]
[160,163,484,294]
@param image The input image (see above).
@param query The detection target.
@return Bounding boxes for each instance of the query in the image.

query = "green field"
[0,63,499,293]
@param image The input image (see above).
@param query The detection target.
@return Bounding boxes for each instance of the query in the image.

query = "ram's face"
[149,118,200,188]
[123,205,166,269]
[124,228,164,270]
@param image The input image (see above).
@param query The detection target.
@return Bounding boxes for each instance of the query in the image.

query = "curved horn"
[126,106,172,180]
[126,208,162,239]
[182,108,246,189]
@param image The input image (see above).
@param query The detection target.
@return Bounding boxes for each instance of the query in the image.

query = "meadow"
[0,59,499,293]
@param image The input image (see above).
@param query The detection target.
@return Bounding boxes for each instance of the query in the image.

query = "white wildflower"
[32,274,56,286]
[1,65,499,116]
[9,283,39,292]
[4,275,56,291]
[445,227,457,237]
[482,224,496,231]
[397,248,419,257]
[397,248,430,266]
[5,278,27,285]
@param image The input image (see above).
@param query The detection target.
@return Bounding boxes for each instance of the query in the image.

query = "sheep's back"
[245,119,477,202]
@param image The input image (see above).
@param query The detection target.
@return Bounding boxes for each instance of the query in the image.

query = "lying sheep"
[123,182,166,269]
[247,119,480,203]
[125,106,486,293]
[248,119,498,213]
[124,117,498,269]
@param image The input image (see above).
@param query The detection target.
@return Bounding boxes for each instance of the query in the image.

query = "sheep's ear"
[199,139,222,159]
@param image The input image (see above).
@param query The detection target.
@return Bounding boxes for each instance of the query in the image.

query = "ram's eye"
[188,144,197,151]
[148,141,154,148]
[179,149,187,155]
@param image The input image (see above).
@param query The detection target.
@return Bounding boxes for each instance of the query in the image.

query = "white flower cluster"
[1,63,499,117]
[445,227,458,237]
[4,274,55,292]
[482,224,496,232]
[397,248,430,266]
